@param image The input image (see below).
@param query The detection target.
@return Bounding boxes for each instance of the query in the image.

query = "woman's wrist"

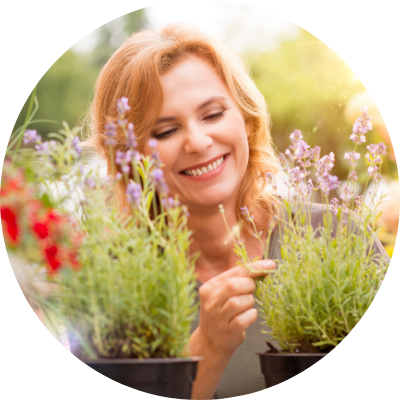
[190,327,234,399]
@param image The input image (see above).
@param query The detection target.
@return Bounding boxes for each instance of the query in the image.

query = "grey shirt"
[191,203,389,398]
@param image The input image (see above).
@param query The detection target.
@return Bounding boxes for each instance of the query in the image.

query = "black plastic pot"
[85,357,202,399]
[257,352,326,388]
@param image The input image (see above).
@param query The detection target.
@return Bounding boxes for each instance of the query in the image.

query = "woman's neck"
[187,204,268,283]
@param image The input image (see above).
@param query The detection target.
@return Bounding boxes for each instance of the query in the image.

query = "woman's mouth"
[180,154,228,177]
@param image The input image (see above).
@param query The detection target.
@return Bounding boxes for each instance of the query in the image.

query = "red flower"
[33,222,49,239]
[44,245,61,273]
[1,206,19,244]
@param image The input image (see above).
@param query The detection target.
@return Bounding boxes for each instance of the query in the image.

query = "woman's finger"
[228,307,258,334]
[220,294,255,322]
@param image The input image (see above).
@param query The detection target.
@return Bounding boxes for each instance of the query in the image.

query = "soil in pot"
[257,341,328,388]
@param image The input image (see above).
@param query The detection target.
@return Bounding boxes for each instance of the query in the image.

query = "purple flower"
[126,182,141,207]
[71,136,82,157]
[35,140,56,155]
[366,143,387,156]
[343,151,360,168]
[309,146,321,162]
[240,206,254,222]
[348,170,358,183]
[367,165,382,184]
[288,166,305,186]
[354,195,363,216]
[126,123,137,149]
[162,196,180,210]
[315,152,335,177]
[152,168,164,182]
[278,153,288,172]
[148,139,158,149]
[116,150,133,175]
[104,122,117,146]
[289,130,303,143]
[350,106,372,144]
[340,185,354,205]
[331,198,339,215]
[319,173,340,196]
[84,178,96,190]
[265,172,277,192]
[23,129,41,144]
[116,97,131,117]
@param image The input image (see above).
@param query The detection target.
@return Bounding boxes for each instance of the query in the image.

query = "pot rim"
[82,356,203,364]
[256,352,327,357]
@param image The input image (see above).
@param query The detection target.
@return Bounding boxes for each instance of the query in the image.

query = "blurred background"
[12,2,398,256]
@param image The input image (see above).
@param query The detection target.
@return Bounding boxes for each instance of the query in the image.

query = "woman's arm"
[190,261,275,399]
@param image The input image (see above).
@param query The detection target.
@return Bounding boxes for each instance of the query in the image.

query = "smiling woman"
[84,25,290,399]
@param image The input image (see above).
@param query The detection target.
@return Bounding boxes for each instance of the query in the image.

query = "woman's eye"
[153,128,177,140]
[205,111,224,121]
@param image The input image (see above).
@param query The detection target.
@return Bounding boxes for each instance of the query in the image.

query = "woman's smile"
[179,153,229,180]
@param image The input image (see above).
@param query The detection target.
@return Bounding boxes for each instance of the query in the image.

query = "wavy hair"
[85,24,279,231]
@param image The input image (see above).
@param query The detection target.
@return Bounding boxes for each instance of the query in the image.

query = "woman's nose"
[183,123,213,154]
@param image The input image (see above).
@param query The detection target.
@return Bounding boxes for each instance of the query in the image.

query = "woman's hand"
[190,259,275,399]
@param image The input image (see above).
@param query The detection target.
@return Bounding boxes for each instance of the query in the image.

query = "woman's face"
[144,55,250,213]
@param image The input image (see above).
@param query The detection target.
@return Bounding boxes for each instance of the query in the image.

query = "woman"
[87,25,387,399]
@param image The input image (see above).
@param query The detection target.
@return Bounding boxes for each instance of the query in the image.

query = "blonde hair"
[86,24,279,231]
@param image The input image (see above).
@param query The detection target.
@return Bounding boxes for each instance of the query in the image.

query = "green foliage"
[255,211,387,353]
[247,29,376,179]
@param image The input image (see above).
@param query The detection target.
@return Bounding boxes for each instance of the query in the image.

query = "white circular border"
[1,1,399,399]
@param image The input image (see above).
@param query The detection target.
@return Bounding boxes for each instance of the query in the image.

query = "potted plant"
[2,97,201,399]
[219,106,390,388]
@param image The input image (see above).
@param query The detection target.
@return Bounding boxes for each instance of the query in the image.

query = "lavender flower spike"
[117,97,131,117]
[71,136,82,157]
[23,129,41,144]
[126,123,138,149]
[126,182,142,207]
[148,139,158,149]
[319,174,340,196]
[343,151,360,168]
[104,122,117,146]
[349,106,372,144]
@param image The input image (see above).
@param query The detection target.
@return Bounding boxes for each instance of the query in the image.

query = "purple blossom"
[161,196,180,210]
[288,166,305,186]
[23,129,41,144]
[116,150,133,175]
[289,130,303,143]
[71,136,82,157]
[265,172,277,192]
[315,152,335,177]
[309,146,321,162]
[152,168,164,182]
[367,165,382,184]
[240,206,254,222]
[366,153,382,165]
[126,123,137,149]
[348,170,358,183]
[366,142,387,156]
[84,178,96,190]
[340,185,354,205]
[126,182,142,207]
[350,106,372,144]
[278,153,288,172]
[297,182,311,201]
[35,140,56,155]
[104,122,117,146]
[148,139,158,149]
[343,151,360,168]
[116,97,131,117]
[331,198,339,215]
[307,179,314,191]
[318,173,340,196]
[354,195,363,216]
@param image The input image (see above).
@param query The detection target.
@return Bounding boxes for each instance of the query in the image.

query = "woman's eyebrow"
[155,96,227,125]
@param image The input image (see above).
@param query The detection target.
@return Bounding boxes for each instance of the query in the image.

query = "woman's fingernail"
[262,260,276,269]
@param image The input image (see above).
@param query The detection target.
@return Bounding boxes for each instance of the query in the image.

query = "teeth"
[183,156,225,176]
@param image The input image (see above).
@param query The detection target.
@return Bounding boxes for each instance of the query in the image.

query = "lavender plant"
[4,98,198,359]
[220,106,389,353]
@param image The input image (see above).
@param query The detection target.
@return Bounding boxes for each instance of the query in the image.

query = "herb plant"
[220,106,389,353]
[2,97,198,360]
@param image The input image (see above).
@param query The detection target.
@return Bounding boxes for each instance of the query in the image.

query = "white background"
[1,0,399,399]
